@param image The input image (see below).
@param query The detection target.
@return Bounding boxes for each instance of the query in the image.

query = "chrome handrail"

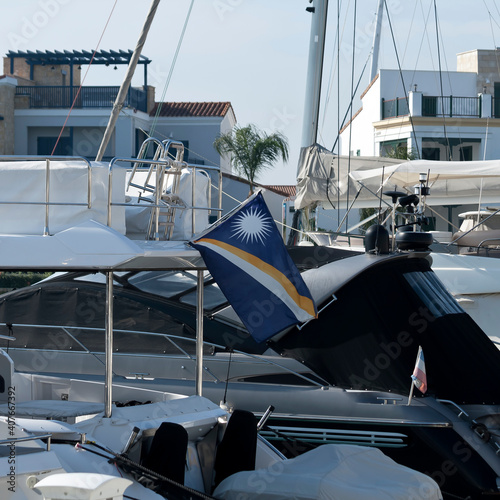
[0,144,223,240]
[437,399,470,419]
[0,155,92,236]
[0,433,52,451]
[0,322,328,388]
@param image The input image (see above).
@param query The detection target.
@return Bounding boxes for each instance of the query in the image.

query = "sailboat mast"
[301,0,329,148]
[96,0,160,161]
[369,0,384,81]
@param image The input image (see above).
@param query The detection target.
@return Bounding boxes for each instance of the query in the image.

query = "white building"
[0,50,236,174]
[339,49,500,162]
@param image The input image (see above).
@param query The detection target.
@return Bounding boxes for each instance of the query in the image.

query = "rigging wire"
[418,0,437,72]
[148,0,195,142]
[337,0,341,225]
[481,0,500,158]
[433,0,451,160]
[330,53,371,152]
[436,12,466,152]
[484,0,500,80]
[345,0,357,234]
[383,0,421,159]
[381,0,418,153]
[321,0,351,133]
[50,0,119,156]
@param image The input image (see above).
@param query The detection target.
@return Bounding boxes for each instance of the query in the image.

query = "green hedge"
[0,272,52,290]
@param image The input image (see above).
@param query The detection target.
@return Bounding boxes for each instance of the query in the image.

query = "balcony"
[382,94,486,120]
[15,86,148,113]
[422,96,480,118]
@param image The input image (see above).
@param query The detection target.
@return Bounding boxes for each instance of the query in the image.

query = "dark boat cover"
[272,256,500,404]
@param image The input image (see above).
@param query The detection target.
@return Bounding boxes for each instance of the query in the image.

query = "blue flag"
[190,191,317,342]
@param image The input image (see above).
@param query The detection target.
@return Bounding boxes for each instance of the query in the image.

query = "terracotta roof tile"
[263,185,296,197]
[221,173,296,198]
[150,101,232,118]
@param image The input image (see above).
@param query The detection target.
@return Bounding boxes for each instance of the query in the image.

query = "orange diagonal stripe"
[196,237,316,317]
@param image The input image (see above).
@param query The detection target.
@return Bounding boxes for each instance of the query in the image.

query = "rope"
[50,0,118,156]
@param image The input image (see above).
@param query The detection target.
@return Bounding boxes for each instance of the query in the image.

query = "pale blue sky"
[1,0,500,186]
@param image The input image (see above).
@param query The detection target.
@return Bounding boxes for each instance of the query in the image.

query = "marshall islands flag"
[190,191,317,342]
[411,345,427,394]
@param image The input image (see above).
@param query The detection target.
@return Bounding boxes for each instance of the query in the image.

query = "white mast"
[369,0,384,81]
[300,0,329,148]
[96,0,161,161]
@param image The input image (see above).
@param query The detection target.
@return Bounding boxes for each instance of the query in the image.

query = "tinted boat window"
[128,271,197,297]
[129,271,227,310]
[404,271,464,317]
[179,283,227,309]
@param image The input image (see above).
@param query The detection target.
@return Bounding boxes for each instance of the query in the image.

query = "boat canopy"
[295,144,500,209]
[272,254,500,404]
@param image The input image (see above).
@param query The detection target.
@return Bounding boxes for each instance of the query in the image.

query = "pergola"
[6,49,152,88]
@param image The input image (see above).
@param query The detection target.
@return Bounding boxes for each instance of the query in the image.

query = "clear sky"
[1,0,500,186]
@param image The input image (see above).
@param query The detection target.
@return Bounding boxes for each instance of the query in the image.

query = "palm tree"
[213,124,289,195]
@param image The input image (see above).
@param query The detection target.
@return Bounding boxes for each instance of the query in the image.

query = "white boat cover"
[295,143,401,209]
[0,160,126,235]
[0,400,104,418]
[350,158,500,207]
[213,444,442,500]
[295,144,500,209]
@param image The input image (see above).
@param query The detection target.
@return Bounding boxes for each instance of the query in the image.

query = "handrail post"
[192,166,196,236]
[104,271,114,418]
[218,168,222,220]
[195,270,204,396]
[44,159,50,236]
[107,160,115,227]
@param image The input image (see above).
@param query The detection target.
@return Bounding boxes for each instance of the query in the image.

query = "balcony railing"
[422,96,480,117]
[15,86,148,112]
[382,95,483,120]
[382,97,409,119]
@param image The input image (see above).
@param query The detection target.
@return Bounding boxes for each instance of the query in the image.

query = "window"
[404,271,463,318]
[459,146,472,161]
[422,148,440,160]
[37,136,72,155]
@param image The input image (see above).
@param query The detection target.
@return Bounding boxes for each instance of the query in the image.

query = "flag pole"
[408,379,415,406]
[408,345,423,406]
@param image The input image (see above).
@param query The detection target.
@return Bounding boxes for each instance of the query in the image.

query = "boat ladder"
[127,139,187,240]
